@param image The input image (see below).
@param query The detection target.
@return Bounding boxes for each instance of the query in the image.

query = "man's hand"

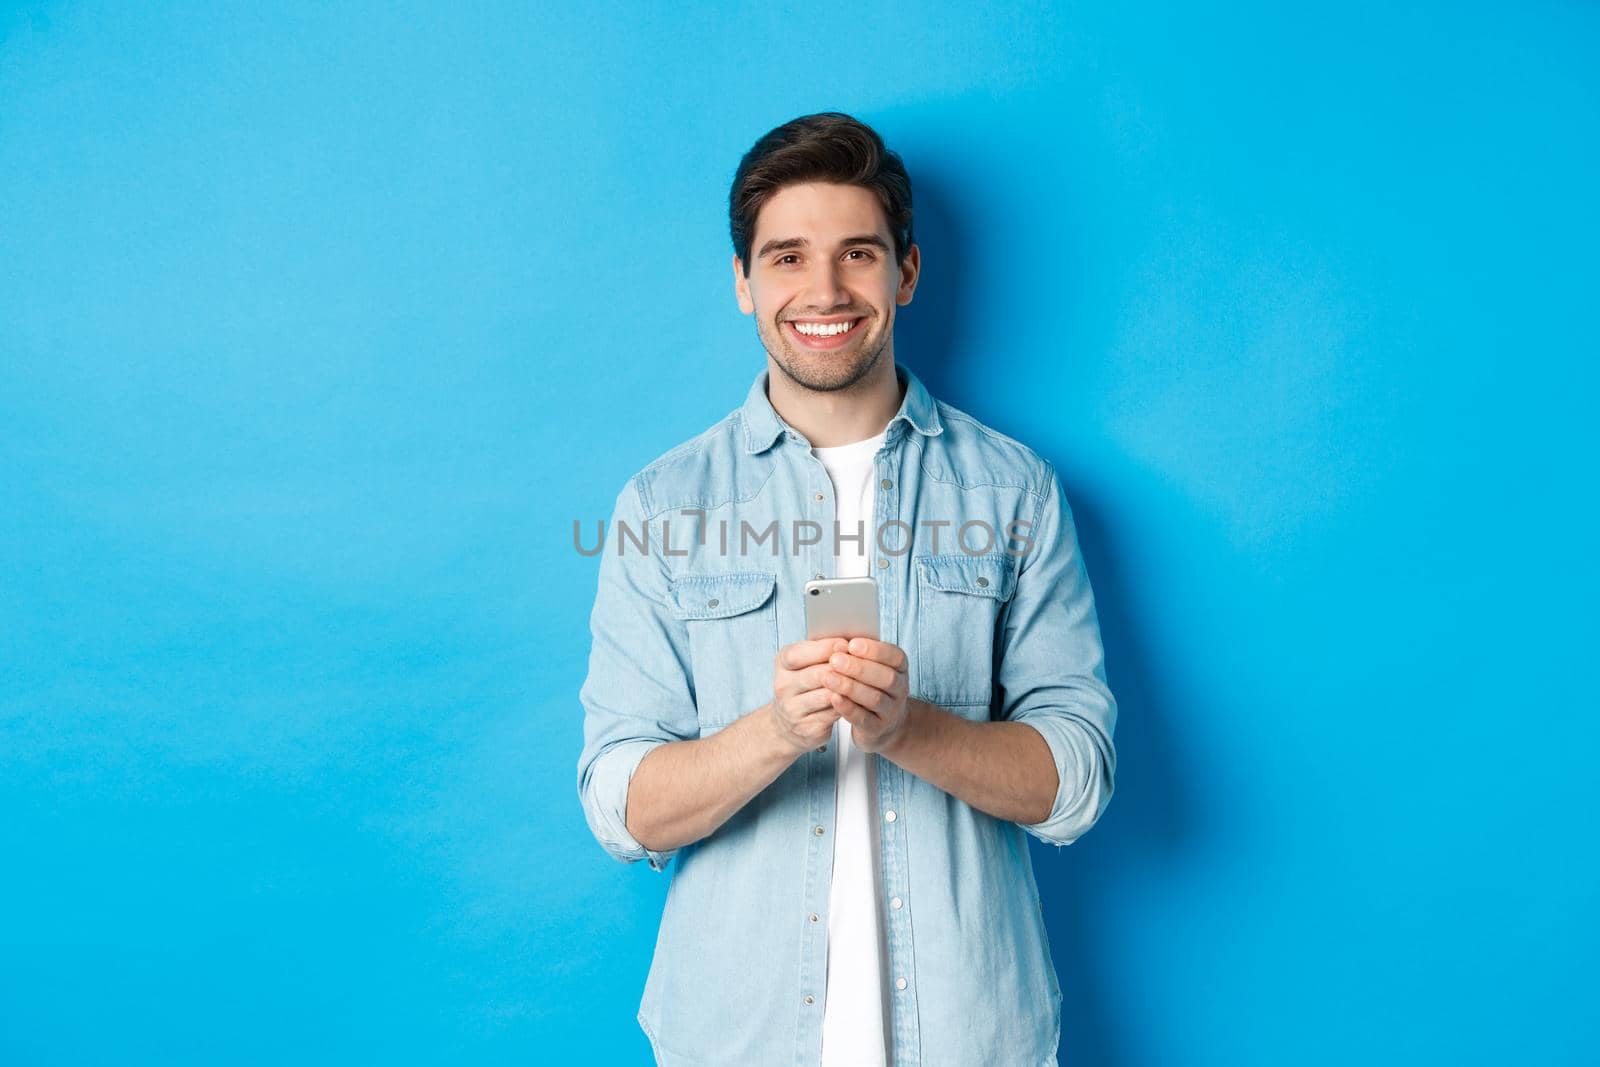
[820,637,913,755]
[768,638,849,756]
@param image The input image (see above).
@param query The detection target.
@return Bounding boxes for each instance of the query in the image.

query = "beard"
[757,313,891,394]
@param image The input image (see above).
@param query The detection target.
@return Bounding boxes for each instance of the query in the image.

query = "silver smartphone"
[803,576,880,640]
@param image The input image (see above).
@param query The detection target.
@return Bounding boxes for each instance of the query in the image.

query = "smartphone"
[804,576,880,641]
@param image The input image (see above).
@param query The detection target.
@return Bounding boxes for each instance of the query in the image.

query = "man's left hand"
[821,637,913,755]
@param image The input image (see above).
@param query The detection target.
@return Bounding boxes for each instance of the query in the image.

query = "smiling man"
[577,112,1118,1067]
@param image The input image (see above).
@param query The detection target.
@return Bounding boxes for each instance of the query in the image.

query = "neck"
[766,354,903,448]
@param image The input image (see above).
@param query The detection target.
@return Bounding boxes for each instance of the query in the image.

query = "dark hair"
[729,111,914,277]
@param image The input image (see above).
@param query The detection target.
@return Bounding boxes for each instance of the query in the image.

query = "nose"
[799,257,851,313]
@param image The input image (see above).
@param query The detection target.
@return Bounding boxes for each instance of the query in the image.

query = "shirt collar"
[739,361,943,455]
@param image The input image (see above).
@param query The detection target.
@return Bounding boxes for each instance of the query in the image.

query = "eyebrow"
[755,234,892,260]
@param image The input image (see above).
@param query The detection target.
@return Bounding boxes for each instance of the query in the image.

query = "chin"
[787,353,882,393]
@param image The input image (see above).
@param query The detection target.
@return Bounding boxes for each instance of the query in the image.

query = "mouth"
[784,316,866,351]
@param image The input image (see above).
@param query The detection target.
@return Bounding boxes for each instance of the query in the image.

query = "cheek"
[870,281,899,311]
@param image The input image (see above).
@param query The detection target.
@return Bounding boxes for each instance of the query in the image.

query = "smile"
[785,317,865,350]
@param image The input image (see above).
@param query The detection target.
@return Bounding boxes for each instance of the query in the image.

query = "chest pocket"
[668,570,778,729]
[913,552,1016,712]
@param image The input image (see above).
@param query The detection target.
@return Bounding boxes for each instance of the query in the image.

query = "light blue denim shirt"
[576,362,1117,1066]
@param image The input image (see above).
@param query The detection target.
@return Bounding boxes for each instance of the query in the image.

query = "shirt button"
[884,810,897,822]
[814,573,825,580]
[877,558,888,568]
[814,492,825,501]
[881,478,892,489]
[818,745,827,753]
[707,598,719,607]
[895,977,908,991]
[809,913,820,923]
[814,825,826,836]
[891,896,903,910]
[804,994,815,1005]
[976,577,989,588]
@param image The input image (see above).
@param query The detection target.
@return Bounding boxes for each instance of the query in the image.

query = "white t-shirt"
[812,426,892,1066]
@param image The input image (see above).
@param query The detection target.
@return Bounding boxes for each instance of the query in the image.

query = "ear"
[895,243,921,306]
[733,254,755,314]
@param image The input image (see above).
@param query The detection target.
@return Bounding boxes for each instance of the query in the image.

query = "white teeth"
[793,319,856,337]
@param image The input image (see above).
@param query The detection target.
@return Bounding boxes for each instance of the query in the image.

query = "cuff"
[1013,712,1114,847]
[582,738,678,872]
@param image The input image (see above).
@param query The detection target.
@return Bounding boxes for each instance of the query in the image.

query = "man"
[576,111,1117,1067]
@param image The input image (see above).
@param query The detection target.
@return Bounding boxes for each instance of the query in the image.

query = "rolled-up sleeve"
[576,478,699,872]
[997,461,1118,847]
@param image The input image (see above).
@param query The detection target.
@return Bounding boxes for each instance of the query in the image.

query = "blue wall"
[3,2,1595,1063]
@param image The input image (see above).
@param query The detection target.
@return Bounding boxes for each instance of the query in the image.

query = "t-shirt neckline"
[812,427,888,465]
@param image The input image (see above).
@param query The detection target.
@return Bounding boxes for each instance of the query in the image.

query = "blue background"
[3,2,1596,1063]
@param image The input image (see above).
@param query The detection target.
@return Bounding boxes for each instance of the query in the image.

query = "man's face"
[734,181,919,393]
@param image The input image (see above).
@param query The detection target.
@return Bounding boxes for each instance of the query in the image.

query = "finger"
[824,670,888,715]
[827,651,898,693]
[782,637,851,670]
[845,637,908,673]
[776,663,838,699]
[829,690,872,723]
[774,681,838,713]
[790,687,838,715]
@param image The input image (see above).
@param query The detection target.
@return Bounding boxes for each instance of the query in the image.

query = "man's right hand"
[769,637,850,755]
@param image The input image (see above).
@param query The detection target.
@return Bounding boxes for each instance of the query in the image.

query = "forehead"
[751,182,890,246]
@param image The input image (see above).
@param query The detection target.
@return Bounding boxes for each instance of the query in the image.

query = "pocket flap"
[915,552,1015,600]
[668,570,778,620]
